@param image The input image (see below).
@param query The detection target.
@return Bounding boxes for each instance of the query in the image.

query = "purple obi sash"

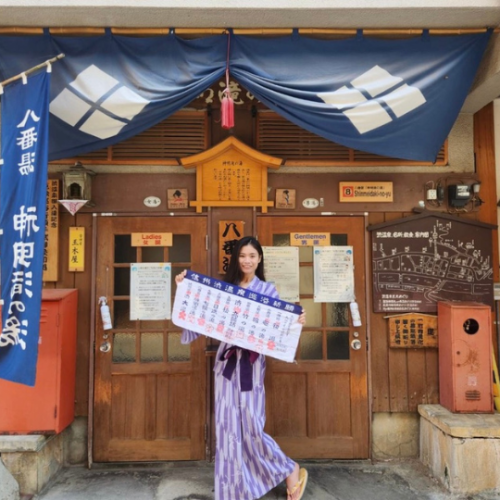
[220,347,259,392]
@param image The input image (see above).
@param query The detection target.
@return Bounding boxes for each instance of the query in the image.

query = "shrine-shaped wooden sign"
[180,136,282,213]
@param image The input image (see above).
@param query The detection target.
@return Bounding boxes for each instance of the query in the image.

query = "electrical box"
[0,289,78,434]
[438,301,493,413]
[448,184,470,208]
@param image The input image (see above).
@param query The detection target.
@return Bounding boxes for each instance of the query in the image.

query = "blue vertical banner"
[0,69,51,386]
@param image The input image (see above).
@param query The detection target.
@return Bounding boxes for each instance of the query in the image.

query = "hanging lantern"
[58,161,96,215]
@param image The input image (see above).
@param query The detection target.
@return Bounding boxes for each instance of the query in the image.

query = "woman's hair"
[224,236,266,285]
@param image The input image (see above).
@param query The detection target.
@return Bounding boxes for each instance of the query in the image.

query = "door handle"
[351,339,362,350]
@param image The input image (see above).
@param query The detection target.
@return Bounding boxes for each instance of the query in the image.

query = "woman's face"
[238,244,261,278]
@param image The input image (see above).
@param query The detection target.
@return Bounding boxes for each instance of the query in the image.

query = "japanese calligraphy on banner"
[172,271,303,362]
[218,220,244,274]
[68,227,85,272]
[0,70,51,386]
[43,180,59,282]
[313,246,355,302]
[130,263,171,320]
[263,246,300,302]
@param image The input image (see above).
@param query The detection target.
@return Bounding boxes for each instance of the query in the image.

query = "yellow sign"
[219,221,244,274]
[131,232,172,247]
[290,232,330,246]
[43,180,59,282]
[69,226,85,272]
[339,182,393,202]
[181,137,281,213]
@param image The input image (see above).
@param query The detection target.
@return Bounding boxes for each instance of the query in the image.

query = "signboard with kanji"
[68,226,85,272]
[218,220,244,274]
[43,180,59,282]
[387,313,438,348]
[339,182,393,202]
[181,136,282,213]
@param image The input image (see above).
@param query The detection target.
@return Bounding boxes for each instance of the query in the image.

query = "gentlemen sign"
[172,271,303,362]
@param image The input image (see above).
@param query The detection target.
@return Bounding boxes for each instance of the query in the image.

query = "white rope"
[46,62,52,73]
[21,72,27,85]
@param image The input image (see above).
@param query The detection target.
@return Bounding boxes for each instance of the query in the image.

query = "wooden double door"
[92,214,368,462]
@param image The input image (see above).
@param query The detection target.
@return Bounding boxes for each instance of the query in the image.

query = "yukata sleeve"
[181,329,200,344]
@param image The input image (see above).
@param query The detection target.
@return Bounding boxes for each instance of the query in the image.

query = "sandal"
[287,467,308,500]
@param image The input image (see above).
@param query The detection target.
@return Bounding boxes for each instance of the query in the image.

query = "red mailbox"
[438,301,493,413]
[0,289,78,433]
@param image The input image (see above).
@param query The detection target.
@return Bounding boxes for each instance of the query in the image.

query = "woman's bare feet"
[286,462,300,500]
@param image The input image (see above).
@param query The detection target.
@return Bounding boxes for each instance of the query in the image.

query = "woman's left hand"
[298,310,306,325]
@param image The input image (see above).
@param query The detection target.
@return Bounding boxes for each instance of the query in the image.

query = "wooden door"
[93,216,207,462]
[258,216,369,458]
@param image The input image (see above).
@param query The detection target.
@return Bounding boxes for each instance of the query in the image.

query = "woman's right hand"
[175,269,187,285]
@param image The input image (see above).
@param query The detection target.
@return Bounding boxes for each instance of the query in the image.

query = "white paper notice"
[263,246,300,303]
[313,246,355,303]
[130,263,172,320]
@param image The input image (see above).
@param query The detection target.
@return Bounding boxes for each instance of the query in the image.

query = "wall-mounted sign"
[130,263,172,320]
[181,137,281,213]
[387,313,438,348]
[167,189,188,209]
[302,198,319,209]
[275,189,296,209]
[68,226,85,272]
[143,196,161,208]
[313,246,355,303]
[219,220,244,274]
[43,180,59,282]
[131,232,172,247]
[263,246,300,302]
[369,212,494,312]
[339,182,393,202]
[290,232,330,246]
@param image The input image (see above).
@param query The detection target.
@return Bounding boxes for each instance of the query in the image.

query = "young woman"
[175,236,308,500]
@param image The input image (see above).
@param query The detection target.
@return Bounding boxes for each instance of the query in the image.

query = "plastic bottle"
[350,300,362,327]
[99,296,113,330]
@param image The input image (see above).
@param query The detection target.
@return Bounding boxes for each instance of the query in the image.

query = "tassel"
[221,89,234,129]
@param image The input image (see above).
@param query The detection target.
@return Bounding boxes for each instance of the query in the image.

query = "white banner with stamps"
[172,271,303,362]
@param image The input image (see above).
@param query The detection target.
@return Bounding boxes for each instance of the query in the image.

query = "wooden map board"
[181,136,282,213]
[387,313,438,348]
[369,212,495,313]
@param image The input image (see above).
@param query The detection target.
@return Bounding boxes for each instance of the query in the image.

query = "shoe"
[287,467,308,500]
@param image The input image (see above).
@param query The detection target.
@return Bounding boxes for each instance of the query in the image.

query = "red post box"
[438,301,493,413]
[0,289,78,433]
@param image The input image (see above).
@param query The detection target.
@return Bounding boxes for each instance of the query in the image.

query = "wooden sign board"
[43,179,59,282]
[290,232,330,246]
[339,182,393,202]
[131,233,172,247]
[387,313,438,348]
[218,220,244,274]
[369,212,494,312]
[181,137,282,213]
[69,226,85,272]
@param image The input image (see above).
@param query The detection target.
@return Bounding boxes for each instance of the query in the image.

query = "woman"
[176,236,308,500]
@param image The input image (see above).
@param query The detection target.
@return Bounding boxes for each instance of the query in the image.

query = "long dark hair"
[224,236,266,285]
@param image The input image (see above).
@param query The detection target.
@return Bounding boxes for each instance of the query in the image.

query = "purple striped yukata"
[182,276,295,500]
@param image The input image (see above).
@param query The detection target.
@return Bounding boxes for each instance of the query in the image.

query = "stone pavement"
[34,460,499,500]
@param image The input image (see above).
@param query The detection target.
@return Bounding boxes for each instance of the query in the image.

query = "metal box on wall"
[0,289,78,433]
[438,301,493,413]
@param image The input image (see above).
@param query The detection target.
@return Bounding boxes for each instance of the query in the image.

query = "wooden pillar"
[474,102,499,356]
